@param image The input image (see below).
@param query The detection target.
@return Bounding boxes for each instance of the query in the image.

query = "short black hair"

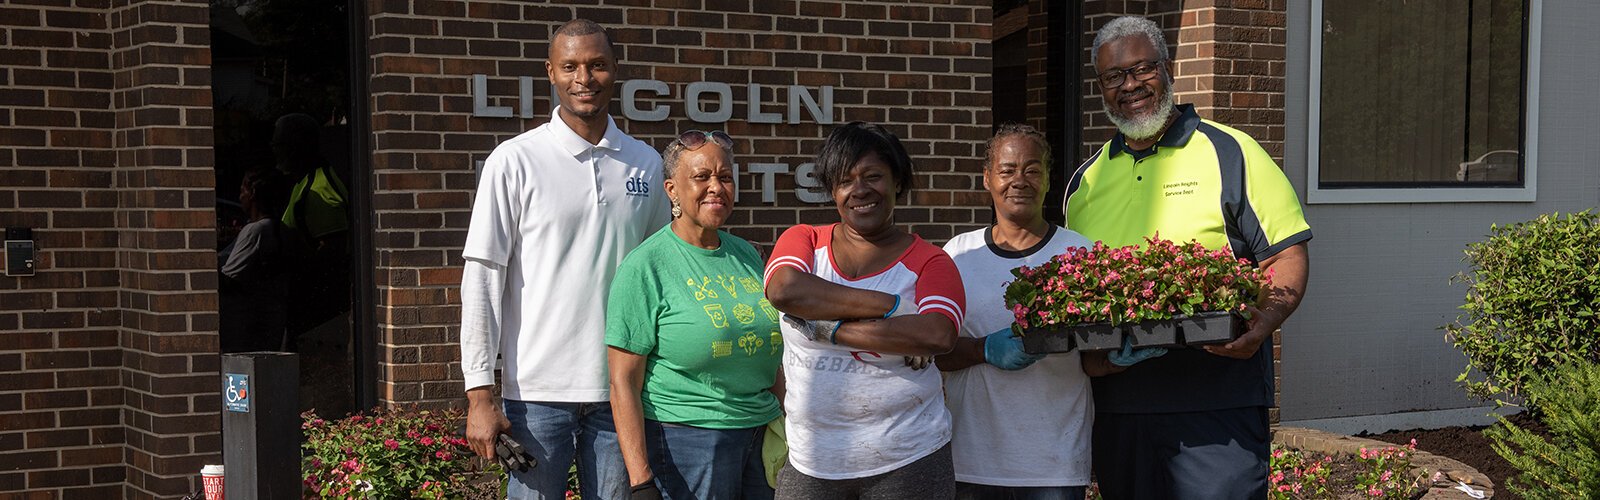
[812,122,914,198]
[985,123,1052,171]
[552,18,616,54]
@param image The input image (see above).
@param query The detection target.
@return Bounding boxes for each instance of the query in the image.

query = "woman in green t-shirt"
[606,130,782,500]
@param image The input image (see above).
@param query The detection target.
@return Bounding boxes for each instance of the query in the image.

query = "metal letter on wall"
[519,77,535,118]
[472,74,514,118]
[747,163,790,203]
[746,84,783,124]
[793,163,831,203]
[686,82,734,123]
[623,79,670,122]
[788,86,834,125]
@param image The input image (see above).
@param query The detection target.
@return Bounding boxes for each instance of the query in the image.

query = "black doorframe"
[1044,1,1082,225]
[345,0,377,410]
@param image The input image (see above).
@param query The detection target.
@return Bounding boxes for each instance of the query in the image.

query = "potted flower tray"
[1019,311,1246,354]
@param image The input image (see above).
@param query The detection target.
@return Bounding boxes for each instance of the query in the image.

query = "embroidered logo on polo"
[624,176,651,196]
[1163,180,1199,197]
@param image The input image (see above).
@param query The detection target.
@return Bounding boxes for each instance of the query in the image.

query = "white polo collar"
[548,106,624,157]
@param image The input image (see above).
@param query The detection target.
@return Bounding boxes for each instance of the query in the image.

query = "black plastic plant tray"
[1019,311,1246,354]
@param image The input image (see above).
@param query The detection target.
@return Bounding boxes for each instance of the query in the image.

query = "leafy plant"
[1445,211,1600,409]
[301,406,500,499]
[1004,236,1269,329]
[1269,444,1333,499]
[1486,361,1600,499]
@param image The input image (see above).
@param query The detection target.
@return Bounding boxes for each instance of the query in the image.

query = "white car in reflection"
[1456,150,1519,182]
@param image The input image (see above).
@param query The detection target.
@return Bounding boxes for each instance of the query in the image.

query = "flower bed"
[302,406,501,499]
[1005,236,1268,352]
[1270,442,1432,499]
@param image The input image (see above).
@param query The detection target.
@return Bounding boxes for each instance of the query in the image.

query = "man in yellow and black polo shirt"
[1064,16,1311,499]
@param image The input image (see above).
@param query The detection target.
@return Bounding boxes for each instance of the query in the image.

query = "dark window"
[1317,0,1528,188]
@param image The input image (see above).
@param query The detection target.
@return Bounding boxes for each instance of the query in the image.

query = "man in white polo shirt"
[459,19,669,500]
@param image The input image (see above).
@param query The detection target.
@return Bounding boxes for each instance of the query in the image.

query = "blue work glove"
[1108,336,1167,367]
[983,328,1045,370]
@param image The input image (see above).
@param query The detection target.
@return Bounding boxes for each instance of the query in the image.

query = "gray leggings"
[774,444,954,500]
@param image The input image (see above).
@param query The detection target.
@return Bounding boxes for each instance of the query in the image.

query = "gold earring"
[670,200,682,219]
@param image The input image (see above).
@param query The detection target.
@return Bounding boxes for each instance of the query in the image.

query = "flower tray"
[1019,311,1247,354]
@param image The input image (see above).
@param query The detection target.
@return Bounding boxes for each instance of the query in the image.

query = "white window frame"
[1307,0,1540,204]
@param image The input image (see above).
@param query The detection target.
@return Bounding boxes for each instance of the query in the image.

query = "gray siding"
[1281,2,1600,421]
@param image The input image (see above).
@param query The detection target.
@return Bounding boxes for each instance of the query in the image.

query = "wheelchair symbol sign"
[225,373,250,413]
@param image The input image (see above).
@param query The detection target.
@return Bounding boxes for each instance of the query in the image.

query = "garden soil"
[1361,412,1547,499]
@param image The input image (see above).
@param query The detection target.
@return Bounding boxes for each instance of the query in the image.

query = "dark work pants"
[1091,406,1269,500]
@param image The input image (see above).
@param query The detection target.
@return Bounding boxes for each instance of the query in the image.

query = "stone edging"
[1273,426,1496,499]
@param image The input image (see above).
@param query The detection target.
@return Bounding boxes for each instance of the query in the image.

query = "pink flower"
[435,450,453,460]
[384,439,399,451]
[419,436,435,446]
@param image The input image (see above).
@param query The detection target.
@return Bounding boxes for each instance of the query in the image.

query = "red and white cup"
[200,464,224,500]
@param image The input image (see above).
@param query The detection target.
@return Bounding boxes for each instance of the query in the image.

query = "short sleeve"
[912,248,966,328]
[462,148,522,266]
[1241,142,1313,260]
[764,224,819,283]
[604,254,662,355]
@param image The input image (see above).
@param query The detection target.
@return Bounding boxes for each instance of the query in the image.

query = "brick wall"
[1,0,219,497]
[364,0,994,407]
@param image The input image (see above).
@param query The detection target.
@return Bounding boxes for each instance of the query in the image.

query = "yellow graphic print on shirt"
[758,299,778,323]
[688,277,718,301]
[733,303,756,325]
[740,277,762,294]
[738,331,763,355]
[703,303,728,328]
[715,275,741,299]
[769,331,782,355]
[712,341,733,358]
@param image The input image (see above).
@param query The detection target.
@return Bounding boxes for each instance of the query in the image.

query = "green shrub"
[1445,211,1600,409]
[1485,361,1600,499]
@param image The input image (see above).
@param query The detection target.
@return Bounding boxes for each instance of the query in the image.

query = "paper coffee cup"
[201,464,224,500]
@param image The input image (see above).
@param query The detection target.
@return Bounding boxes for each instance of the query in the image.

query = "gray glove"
[781,314,841,344]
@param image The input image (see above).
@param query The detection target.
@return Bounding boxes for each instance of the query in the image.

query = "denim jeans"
[644,420,773,500]
[503,400,629,500]
[955,483,1087,500]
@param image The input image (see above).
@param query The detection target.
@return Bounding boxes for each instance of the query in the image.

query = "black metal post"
[222,352,300,499]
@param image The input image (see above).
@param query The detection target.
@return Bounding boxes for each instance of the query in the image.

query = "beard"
[1106,85,1176,143]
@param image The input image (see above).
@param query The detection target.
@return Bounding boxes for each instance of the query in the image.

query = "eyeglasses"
[1096,60,1164,89]
[675,130,733,151]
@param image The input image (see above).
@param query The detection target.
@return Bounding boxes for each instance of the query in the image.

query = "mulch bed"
[1360,412,1547,499]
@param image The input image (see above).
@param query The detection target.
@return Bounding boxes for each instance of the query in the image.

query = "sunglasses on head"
[676,130,733,151]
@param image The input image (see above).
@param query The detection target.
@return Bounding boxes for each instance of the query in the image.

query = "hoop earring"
[670,200,682,219]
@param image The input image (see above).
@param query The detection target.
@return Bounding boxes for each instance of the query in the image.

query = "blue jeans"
[955,483,1087,500]
[503,400,629,500]
[644,420,773,500]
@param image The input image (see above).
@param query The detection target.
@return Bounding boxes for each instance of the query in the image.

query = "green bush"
[1485,361,1600,499]
[1445,211,1600,409]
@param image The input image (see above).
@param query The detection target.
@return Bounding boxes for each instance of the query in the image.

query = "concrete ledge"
[1273,426,1496,499]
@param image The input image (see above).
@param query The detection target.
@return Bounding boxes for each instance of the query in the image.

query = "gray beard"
[1107,88,1176,143]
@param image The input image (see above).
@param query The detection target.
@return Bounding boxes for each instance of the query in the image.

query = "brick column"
[1171,0,1287,162]
[109,0,221,497]
[0,1,124,496]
